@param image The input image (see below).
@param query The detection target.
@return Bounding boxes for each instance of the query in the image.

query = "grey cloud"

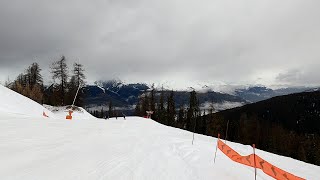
[276,66,320,86]
[0,0,320,88]
[277,69,302,83]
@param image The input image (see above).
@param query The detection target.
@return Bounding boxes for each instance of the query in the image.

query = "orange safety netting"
[217,139,305,180]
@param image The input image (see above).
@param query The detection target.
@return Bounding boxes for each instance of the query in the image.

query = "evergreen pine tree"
[157,87,165,123]
[201,109,207,134]
[100,108,104,118]
[186,90,199,131]
[26,62,43,89]
[150,84,156,118]
[51,56,69,105]
[108,101,113,118]
[69,62,86,106]
[166,90,175,126]
[141,91,150,117]
[177,107,185,128]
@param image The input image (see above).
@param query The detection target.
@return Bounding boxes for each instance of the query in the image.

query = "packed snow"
[43,105,95,120]
[0,84,319,179]
[0,85,54,118]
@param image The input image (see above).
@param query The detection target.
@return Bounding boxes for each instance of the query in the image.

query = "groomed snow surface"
[0,84,319,180]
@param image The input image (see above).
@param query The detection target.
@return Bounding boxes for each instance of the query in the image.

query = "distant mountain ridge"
[83,80,247,114]
[234,86,313,103]
[84,80,149,108]
[82,79,318,114]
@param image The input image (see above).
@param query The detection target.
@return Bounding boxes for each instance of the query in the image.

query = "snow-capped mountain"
[235,86,312,103]
[83,80,247,114]
[305,87,320,92]
[83,80,149,113]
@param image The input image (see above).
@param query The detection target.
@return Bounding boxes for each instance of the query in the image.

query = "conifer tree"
[141,91,150,117]
[51,56,68,105]
[100,108,104,118]
[69,62,86,106]
[157,87,165,123]
[150,84,156,118]
[177,107,185,128]
[167,90,175,126]
[201,109,207,134]
[208,99,215,120]
[109,100,113,118]
[72,62,86,88]
[186,90,199,131]
[26,62,43,89]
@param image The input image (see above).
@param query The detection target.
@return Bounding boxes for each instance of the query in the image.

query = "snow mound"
[44,105,96,120]
[0,85,53,118]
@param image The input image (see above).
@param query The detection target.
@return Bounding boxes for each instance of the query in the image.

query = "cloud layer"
[1,0,319,88]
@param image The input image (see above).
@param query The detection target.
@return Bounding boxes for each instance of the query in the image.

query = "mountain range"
[82,79,318,115]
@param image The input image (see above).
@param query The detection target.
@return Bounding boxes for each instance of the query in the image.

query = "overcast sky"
[0,0,319,89]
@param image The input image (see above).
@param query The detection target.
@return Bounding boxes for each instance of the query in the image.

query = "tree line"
[87,101,125,119]
[5,56,86,107]
[134,86,215,134]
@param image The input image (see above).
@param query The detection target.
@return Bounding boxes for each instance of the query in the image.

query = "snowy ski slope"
[0,85,54,118]
[0,85,319,179]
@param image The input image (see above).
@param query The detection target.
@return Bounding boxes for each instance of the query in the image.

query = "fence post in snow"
[253,144,257,180]
[192,117,197,145]
[214,133,220,163]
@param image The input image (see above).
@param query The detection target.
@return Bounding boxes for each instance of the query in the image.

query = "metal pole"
[214,133,220,163]
[72,82,81,108]
[72,59,82,109]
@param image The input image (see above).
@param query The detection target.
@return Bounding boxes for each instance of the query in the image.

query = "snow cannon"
[66,110,73,120]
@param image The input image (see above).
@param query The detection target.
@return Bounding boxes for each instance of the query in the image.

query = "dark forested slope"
[206,91,320,165]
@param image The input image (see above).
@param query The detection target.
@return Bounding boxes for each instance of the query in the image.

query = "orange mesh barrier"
[218,140,305,180]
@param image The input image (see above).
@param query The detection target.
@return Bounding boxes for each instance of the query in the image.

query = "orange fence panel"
[217,140,305,180]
